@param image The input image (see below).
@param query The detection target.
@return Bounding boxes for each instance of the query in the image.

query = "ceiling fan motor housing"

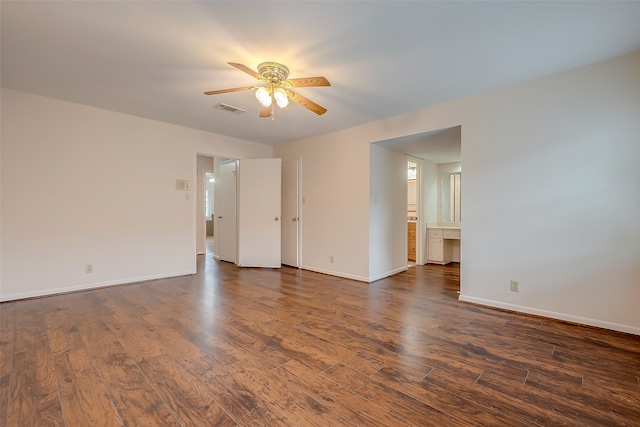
[258,62,290,85]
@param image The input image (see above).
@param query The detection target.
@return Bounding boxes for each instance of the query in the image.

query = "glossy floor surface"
[1,254,639,426]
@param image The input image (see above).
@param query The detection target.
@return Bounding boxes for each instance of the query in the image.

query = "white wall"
[421,159,439,225]
[369,145,408,280]
[275,133,371,281]
[458,54,640,334]
[275,52,640,334]
[0,88,272,300]
[420,159,438,263]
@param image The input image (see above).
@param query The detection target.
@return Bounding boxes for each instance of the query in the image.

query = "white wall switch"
[176,179,190,190]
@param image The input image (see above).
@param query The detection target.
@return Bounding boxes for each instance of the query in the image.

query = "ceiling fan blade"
[259,105,273,118]
[228,62,262,80]
[203,86,254,95]
[289,91,327,115]
[287,76,331,88]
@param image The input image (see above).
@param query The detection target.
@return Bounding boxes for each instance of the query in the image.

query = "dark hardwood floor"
[1,253,639,426]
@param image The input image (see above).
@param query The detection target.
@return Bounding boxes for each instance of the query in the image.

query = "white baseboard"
[300,265,407,283]
[369,266,407,282]
[459,294,640,336]
[0,271,193,302]
[300,265,369,283]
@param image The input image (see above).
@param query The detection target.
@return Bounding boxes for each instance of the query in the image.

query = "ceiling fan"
[204,62,330,118]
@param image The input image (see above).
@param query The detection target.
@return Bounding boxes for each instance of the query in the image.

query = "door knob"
[217,216,222,219]
[275,217,280,221]
[292,217,298,222]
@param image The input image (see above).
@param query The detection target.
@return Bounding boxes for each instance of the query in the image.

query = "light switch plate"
[176,179,190,190]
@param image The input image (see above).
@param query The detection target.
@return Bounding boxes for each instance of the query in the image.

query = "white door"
[237,158,282,268]
[214,159,237,263]
[281,160,299,267]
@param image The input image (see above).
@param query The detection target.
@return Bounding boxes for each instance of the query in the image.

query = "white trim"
[297,156,303,268]
[190,153,198,274]
[459,295,640,336]
[300,265,407,283]
[0,271,193,302]
[301,265,369,283]
[369,266,408,282]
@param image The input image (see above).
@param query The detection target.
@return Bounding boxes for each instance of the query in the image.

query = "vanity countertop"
[427,224,461,230]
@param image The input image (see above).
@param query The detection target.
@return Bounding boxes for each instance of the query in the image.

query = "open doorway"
[195,154,283,268]
[196,154,214,257]
[205,171,215,256]
[282,159,301,268]
[407,159,419,267]
[373,125,461,275]
[196,154,237,263]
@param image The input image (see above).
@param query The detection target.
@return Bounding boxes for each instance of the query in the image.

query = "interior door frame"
[297,157,303,267]
[197,164,214,256]
[192,151,239,273]
[282,158,302,268]
[407,155,423,266]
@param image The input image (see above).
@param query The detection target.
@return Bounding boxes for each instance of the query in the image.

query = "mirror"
[441,172,461,223]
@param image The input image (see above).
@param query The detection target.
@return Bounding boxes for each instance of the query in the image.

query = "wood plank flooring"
[1,254,639,426]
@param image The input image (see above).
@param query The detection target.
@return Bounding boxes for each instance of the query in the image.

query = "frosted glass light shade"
[274,88,289,108]
[255,87,272,107]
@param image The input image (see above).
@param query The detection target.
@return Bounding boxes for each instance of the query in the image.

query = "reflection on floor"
[206,236,214,256]
[4,260,639,424]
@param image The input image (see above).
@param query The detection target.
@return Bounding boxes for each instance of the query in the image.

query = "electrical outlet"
[330,256,334,263]
[184,193,190,201]
[85,264,93,274]
[510,280,519,292]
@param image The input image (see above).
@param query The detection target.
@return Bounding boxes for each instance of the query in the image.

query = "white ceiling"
[2,1,640,150]
[377,126,462,164]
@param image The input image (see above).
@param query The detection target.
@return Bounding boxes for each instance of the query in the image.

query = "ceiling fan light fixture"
[255,87,272,107]
[205,62,330,118]
[274,88,289,108]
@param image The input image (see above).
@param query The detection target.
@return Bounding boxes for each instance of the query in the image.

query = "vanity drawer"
[443,229,460,239]
[428,229,443,238]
